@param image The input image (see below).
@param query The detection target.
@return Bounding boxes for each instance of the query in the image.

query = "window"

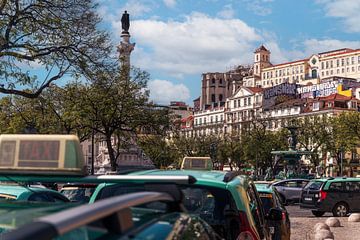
[238,99,241,107]
[219,94,223,102]
[341,58,345,66]
[248,97,251,105]
[329,182,343,192]
[352,57,355,65]
[204,117,206,124]
[211,94,216,103]
[233,100,237,108]
[313,102,320,111]
[321,62,324,69]
[244,98,247,106]
[337,59,340,67]
[345,181,360,192]
[219,79,223,84]
[211,78,215,84]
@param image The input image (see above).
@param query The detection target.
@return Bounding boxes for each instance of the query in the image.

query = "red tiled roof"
[316,93,355,101]
[319,48,360,58]
[266,58,308,68]
[246,87,264,93]
[254,45,269,53]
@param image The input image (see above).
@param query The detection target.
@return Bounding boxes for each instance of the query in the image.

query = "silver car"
[271,179,309,204]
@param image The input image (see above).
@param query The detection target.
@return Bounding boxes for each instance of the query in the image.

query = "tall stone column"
[117,11,135,73]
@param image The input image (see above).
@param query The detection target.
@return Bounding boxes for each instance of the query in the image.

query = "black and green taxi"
[255,184,290,240]
[300,177,360,217]
[0,191,222,240]
[90,170,283,240]
[0,134,222,240]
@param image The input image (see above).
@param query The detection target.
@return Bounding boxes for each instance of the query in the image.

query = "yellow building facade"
[256,47,360,88]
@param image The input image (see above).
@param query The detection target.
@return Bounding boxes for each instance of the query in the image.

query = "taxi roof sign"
[0,134,86,176]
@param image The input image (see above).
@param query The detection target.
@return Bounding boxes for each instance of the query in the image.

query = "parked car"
[0,185,70,203]
[255,184,291,240]
[300,177,360,217]
[90,170,283,240]
[1,191,222,240]
[271,179,309,204]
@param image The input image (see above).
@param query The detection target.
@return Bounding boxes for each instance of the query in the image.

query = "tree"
[242,120,288,175]
[73,66,169,171]
[0,0,111,98]
[329,112,360,171]
[294,116,333,167]
[217,133,243,170]
[137,135,179,169]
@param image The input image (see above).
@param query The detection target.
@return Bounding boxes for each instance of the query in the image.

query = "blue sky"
[95,0,360,105]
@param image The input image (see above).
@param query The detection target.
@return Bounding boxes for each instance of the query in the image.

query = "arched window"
[311,69,317,78]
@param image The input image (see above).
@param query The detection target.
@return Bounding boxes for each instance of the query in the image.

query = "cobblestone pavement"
[288,205,360,240]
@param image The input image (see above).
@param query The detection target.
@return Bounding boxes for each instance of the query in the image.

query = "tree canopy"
[0,0,112,97]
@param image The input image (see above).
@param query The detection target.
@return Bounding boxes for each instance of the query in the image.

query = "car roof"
[255,184,273,194]
[0,185,59,197]
[273,178,309,184]
[131,169,250,189]
[324,177,360,183]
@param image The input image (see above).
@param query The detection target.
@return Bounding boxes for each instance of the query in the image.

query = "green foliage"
[0,0,112,98]
[137,135,179,169]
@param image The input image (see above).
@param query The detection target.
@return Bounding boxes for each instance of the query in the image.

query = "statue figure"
[121,11,130,33]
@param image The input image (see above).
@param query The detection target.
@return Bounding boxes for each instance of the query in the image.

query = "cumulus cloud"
[147,79,190,104]
[163,0,176,8]
[316,0,360,32]
[243,0,273,16]
[113,12,262,77]
[303,38,360,54]
[217,4,235,19]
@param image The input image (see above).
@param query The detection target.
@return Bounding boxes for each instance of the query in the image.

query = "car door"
[344,181,360,211]
[282,180,300,202]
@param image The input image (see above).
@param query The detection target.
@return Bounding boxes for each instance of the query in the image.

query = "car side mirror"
[266,208,282,221]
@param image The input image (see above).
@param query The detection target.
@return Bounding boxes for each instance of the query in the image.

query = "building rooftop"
[254,45,269,53]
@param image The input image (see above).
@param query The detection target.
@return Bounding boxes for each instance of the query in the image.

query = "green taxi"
[255,184,290,240]
[301,177,360,217]
[0,191,222,240]
[0,185,69,202]
[90,170,283,240]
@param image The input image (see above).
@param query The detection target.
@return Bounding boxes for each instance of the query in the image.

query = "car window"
[345,181,360,192]
[285,181,298,188]
[28,193,51,202]
[246,184,264,238]
[304,181,323,190]
[259,193,275,214]
[50,193,69,203]
[300,181,309,188]
[328,182,343,192]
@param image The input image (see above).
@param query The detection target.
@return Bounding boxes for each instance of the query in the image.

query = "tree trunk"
[105,135,117,171]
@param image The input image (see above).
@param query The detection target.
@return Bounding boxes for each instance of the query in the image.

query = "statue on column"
[121,11,130,34]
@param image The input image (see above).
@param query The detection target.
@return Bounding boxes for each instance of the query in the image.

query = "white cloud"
[147,79,190,104]
[316,0,360,32]
[113,12,261,76]
[243,0,273,16]
[217,4,235,19]
[163,0,176,8]
[303,38,360,54]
